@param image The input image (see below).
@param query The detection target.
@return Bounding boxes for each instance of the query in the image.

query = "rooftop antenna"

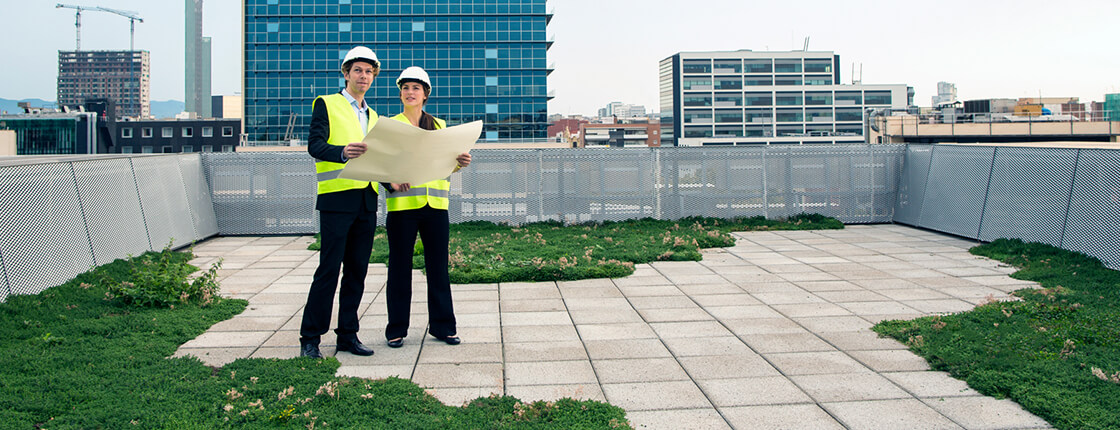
[803,36,810,51]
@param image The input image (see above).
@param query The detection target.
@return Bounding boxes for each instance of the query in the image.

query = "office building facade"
[114,119,240,153]
[0,113,104,155]
[57,50,151,119]
[243,0,552,143]
[660,50,909,146]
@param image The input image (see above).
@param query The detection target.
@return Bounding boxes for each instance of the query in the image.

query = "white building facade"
[659,50,910,146]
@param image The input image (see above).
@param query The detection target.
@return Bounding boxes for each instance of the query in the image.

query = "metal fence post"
[975,147,999,238]
[1058,149,1082,248]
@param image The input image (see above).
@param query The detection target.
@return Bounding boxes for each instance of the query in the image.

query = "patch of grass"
[309,213,843,283]
[0,252,631,428]
[873,238,1120,430]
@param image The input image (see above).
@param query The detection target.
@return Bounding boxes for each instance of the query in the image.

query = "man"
[299,46,381,358]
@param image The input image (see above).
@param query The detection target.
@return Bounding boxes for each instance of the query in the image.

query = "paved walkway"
[176,224,1052,429]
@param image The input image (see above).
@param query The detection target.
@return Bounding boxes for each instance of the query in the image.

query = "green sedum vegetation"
[309,213,844,283]
[874,238,1120,430]
[0,250,630,429]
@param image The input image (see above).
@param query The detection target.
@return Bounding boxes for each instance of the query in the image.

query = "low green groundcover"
[874,239,1120,430]
[0,251,629,428]
[309,214,843,283]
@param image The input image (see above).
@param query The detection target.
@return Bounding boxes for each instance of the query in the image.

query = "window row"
[249,17,546,32]
[120,126,235,139]
[247,58,547,72]
[682,75,835,89]
[246,44,546,61]
[681,91,893,107]
[682,124,863,138]
[683,57,833,74]
[249,1,548,16]
[681,108,865,124]
[120,145,234,154]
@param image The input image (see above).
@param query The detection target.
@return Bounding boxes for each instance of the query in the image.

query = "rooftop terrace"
[174,225,1052,429]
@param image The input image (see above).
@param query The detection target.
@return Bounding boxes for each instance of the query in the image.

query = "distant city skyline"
[2,0,1118,116]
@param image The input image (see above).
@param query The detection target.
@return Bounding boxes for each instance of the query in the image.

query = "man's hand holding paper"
[338,119,481,185]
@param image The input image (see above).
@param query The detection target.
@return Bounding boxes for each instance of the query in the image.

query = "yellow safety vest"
[385,113,451,212]
[314,93,378,195]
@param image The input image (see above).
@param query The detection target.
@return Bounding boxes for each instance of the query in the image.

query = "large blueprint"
[339,119,481,185]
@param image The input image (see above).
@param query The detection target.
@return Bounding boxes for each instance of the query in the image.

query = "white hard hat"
[396,66,431,91]
[341,46,380,70]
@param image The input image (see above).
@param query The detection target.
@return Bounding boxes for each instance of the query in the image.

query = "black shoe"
[300,343,323,359]
[432,334,461,345]
[387,338,404,348]
[337,339,375,356]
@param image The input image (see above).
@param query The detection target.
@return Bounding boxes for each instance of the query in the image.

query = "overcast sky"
[2,0,1118,116]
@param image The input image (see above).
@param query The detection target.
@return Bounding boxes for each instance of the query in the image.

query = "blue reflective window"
[339,22,351,32]
[485,49,498,59]
[485,77,497,86]
[412,22,425,31]
[266,23,279,32]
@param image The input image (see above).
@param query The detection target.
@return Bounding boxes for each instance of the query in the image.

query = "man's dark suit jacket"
[307,94,378,212]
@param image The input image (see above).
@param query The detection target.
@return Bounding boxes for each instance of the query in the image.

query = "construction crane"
[56,4,144,51]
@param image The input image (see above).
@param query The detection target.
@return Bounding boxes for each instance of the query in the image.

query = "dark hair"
[418,111,438,130]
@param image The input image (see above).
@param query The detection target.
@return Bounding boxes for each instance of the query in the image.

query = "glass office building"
[243,0,552,143]
[660,50,911,146]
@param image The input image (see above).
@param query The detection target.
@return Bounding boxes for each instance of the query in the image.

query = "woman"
[383,66,471,348]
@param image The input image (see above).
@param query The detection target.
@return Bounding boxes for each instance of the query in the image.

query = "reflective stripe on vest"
[314,93,378,195]
[385,113,451,212]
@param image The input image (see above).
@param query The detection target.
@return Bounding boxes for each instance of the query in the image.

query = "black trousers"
[300,209,376,345]
[385,205,455,340]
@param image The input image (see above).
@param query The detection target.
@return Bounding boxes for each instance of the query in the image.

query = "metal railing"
[3,144,1118,301]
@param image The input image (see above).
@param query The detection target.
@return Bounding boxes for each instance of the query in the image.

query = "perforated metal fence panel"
[979,147,1078,246]
[202,152,320,235]
[919,145,995,238]
[178,154,219,240]
[1062,149,1120,268]
[132,156,197,249]
[201,146,905,231]
[0,163,96,297]
[894,145,933,225]
[71,158,151,265]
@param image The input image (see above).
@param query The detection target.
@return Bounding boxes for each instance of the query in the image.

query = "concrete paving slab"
[740,332,835,353]
[412,363,503,388]
[697,376,812,407]
[882,371,980,398]
[704,304,784,320]
[678,354,780,379]
[636,307,715,323]
[690,293,761,307]
[577,322,659,340]
[568,309,645,324]
[600,381,712,411]
[504,340,588,362]
[502,324,580,343]
[499,298,566,312]
[722,317,806,335]
[771,302,853,318]
[500,311,573,326]
[815,289,892,303]
[791,372,911,402]
[418,342,501,364]
[180,331,273,349]
[793,315,875,333]
[721,404,844,430]
[625,409,730,430]
[628,295,703,309]
[650,321,734,338]
[765,351,872,375]
[593,357,690,383]
[923,396,1053,429]
[505,360,597,386]
[821,399,963,430]
[817,330,908,351]
[848,349,932,372]
[583,338,673,360]
[661,336,754,357]
[337,365,414,380]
